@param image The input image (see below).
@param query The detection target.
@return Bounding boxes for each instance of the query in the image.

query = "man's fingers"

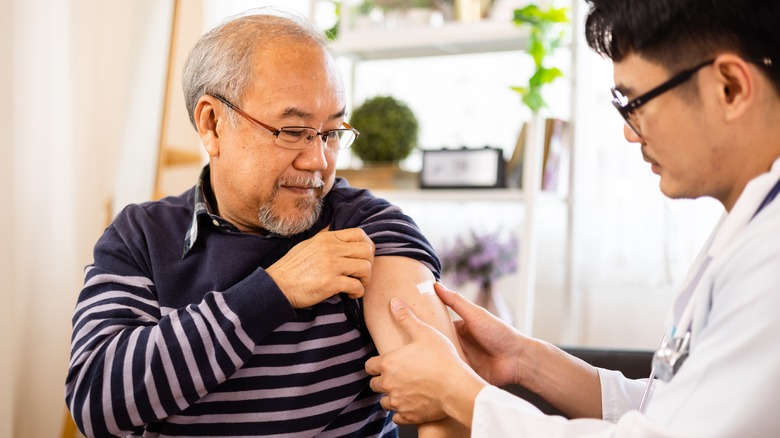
[328,228,375,265]
[331,227,374,247]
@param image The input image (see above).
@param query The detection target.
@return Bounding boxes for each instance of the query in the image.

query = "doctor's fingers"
[365,355,383,377]
[367,373,384,394]
[380,395,417,424]
[391,410,443,426]
[384,394,447,425]
[367,361,411,400]
[435,282,489,321]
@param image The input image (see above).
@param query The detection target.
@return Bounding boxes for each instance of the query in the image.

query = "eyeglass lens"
[277,128,356,151]
[611,90,641,136]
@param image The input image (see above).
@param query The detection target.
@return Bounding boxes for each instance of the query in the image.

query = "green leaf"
[510,85,528,95]
[513,5,544,25]
[528,67,563,87]
[528,37,545,66]
[513,5,569,25]
[522,91,546,113]
[541,7,570,24]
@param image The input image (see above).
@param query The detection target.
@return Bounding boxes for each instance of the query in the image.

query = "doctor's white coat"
[472,158,780,437]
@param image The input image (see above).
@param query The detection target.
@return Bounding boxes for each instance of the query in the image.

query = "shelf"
[372,188,524,202]
[329,20,529,60]
[371,188,568,204]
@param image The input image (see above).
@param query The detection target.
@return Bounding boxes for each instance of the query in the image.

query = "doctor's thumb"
[390,298,422,332]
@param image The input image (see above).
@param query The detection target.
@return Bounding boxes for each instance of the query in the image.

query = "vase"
[475,281,514,325]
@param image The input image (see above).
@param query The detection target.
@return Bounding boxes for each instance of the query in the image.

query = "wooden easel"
[152,0,205,200]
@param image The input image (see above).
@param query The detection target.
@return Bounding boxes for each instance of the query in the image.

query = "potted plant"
[510,4,569,113]
[348,95,419,164]
[340,95,419,189]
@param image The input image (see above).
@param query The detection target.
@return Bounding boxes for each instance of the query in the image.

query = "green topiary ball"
[348,96,419,164]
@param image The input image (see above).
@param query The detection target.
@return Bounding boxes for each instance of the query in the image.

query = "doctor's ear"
[195,95,224,157]
[713,55,754,120]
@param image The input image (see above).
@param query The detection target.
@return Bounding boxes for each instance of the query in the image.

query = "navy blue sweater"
[65,175,440,437]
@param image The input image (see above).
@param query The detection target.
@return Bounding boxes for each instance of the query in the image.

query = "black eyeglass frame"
[610,58,715,136]
[210,94,359,151]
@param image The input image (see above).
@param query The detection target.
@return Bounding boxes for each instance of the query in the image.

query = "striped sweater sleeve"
[329,183,441,277]
[64,224,295,437]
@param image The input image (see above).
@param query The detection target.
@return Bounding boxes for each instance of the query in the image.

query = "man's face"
[612,52,733,203]
[210,41,346,235]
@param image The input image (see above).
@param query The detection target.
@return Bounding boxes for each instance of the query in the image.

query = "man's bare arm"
[362,256,468,437]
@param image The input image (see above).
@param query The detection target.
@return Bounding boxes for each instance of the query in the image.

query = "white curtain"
[1,0,173,436]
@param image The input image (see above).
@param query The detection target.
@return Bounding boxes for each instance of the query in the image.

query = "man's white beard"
[257,176,325,236]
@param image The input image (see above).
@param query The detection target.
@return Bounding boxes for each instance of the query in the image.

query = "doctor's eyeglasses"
[211,94,359,151]
[611,56,775,137]
[611,58,715,137]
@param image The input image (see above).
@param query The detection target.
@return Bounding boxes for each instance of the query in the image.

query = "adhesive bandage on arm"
[416,280,435,295]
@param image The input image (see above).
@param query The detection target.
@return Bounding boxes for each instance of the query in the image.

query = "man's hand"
[266,227,374,308]
[365,297,486,427]
[436,282,528,388]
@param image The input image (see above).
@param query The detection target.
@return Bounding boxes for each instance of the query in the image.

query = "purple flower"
[439,229,520,288]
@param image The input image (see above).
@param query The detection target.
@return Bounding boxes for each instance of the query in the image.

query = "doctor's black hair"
[583,0,780,94]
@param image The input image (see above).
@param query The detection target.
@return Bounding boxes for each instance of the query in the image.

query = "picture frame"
[505,122,527,189]
[420,147,506,189]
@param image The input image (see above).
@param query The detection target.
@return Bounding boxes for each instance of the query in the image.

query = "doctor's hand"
[266,227,374,309]
[365,297,487,427]
[435,282,530,388]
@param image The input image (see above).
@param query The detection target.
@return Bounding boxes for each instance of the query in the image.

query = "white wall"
[1,0,15,435]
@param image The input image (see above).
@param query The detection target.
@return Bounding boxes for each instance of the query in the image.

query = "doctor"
[365,0,780,436]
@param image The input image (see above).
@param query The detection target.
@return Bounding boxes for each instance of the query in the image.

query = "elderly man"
[65,9,464,437]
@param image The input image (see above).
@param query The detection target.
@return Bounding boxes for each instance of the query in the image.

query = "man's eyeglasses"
[211,94,359,151]
[611,59,715,137]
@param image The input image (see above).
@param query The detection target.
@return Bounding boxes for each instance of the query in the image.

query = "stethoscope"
[638,174,780,412]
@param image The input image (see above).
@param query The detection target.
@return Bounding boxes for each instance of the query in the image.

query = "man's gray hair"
[181,7,327,129]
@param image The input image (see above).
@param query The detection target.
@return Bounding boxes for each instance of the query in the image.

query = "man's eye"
[281,129,306,138]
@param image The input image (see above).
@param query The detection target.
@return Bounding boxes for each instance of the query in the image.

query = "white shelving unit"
[326,9,575,336]
[330,20,529,60]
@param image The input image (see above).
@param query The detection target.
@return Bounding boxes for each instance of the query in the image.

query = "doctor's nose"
[624,123,642,144]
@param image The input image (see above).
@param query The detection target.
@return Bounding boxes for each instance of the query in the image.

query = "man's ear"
[713,54,754,122]
[194,95,224,157]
